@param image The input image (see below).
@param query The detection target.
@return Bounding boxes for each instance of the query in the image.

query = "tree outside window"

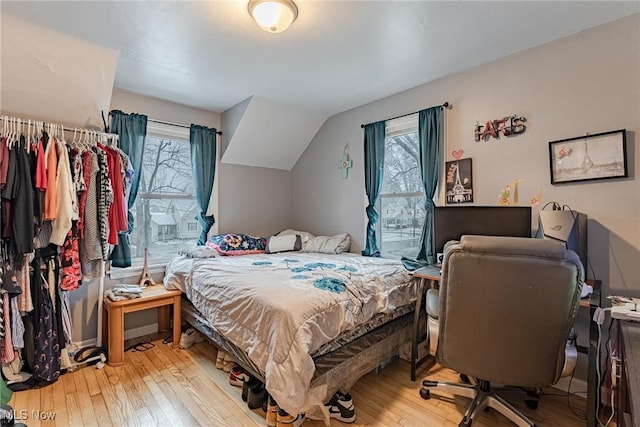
[130,136,198,261]
[379,122,425,259]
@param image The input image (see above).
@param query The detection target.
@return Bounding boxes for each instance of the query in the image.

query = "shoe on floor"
[307,391,356,423]
[247,380,266,410]
[222,352,235,372]
[229,365,250,387]
[178,328,205,349]
[266,395,278,427]
[276,408,305,427]
[216,350,226,369]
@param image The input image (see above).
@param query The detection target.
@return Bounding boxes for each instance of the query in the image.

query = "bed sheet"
[164,252,414,416]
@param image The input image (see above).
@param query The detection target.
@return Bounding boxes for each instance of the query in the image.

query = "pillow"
[178,246,220,259]
[302,233,351,254]
[266,234,302,254]
[206,233,267,256]
[277,229,315,242]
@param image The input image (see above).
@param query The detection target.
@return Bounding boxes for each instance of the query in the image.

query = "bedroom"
[0,1,639,426]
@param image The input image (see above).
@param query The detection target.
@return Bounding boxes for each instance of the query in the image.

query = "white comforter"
[164,252,414,416]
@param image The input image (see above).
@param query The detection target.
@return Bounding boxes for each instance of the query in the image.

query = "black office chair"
[420,235,583,427]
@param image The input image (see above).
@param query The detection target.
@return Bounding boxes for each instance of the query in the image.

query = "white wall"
[0,15,117,129]
[291,14,640,382]
[293,14,640,297]
[217,163,291,237]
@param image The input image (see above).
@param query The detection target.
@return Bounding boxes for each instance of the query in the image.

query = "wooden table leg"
[158,306,170,332]
[102,305,109,349]
[108,305,125,367]
[173,295,182,349]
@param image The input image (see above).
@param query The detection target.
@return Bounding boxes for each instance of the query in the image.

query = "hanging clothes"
[1,139,35,253]
[0,116,124,387]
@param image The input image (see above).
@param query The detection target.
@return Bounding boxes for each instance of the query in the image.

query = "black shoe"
[242,375,259,402]
[247,380,266,410]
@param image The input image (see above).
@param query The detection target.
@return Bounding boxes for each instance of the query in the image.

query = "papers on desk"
[608,295,640,321]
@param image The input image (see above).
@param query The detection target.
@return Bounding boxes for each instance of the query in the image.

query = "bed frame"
[181,296,423,399]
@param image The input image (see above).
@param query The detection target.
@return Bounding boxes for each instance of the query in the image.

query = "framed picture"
[549,129,627,184]
[445,158,473,204]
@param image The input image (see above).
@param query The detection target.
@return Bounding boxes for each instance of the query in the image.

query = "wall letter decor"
[475,114,526,141]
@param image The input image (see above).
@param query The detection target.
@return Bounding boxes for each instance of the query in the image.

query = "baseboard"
[552,376,588,395]
[124,323,160,341]
[74,323,160,349]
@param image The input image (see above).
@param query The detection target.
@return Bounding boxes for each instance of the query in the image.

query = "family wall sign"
[474,114,527,141]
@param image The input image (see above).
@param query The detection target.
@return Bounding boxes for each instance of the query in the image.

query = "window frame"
[108,121,220,278]
[376,114,426,259]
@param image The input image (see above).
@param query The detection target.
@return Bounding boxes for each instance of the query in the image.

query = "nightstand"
[102,285,182,366]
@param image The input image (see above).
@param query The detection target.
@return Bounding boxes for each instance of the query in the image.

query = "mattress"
[164,251,415,416]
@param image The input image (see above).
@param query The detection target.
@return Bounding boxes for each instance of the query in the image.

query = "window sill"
[108,262,167,281]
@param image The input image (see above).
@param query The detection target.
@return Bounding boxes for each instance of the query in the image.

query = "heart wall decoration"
[451,149,464,160]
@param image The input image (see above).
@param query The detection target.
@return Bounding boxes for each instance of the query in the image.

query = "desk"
[410,266,441,381]
[616,320,640,427]
[578,279,601,427]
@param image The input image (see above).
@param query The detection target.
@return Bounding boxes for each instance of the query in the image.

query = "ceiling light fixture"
[248,0,298,34]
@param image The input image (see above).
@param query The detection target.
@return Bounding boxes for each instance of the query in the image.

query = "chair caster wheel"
[525,399,538,410]
[458,418,472,427]
[419,388,431,400]
[96,361,105,369]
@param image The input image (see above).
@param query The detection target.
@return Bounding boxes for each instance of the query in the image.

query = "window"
[129,125,198,263]
[378,114,425,259]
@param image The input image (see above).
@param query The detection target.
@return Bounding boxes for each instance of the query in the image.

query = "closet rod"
[149,118,223,135]
[360,101,451,128]
[1,115,118,140]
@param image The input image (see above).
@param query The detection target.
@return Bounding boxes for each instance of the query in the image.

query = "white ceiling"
[2,1,639,169]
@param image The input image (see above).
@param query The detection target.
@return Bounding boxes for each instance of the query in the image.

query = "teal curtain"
[402,107,442,270]
[190,124,217,245]
[362,121,386,257]
[109,110,147,267]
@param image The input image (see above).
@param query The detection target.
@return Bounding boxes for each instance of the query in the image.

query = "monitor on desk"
[433,206,532,258]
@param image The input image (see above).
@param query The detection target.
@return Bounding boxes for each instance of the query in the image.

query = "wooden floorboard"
[7,333,592,426]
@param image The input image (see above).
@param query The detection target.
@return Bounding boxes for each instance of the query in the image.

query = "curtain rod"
[360,102,450,128]
[149,118,223,135]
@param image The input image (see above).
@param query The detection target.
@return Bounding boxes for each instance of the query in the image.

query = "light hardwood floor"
[8,333,590,426]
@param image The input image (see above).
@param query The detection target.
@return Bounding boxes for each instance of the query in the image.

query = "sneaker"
[327,392,355,423]
[247,380,266,410]
[266,396,278,427]
[179,328,205,349]
[229,365,250,387]
[222,353,235,372]
[216,350,226,370]
[242,375,259,402]
[276,408,305,427]
[307,391,356,424]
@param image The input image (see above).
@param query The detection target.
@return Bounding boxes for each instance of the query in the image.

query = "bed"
[163,244,418,420]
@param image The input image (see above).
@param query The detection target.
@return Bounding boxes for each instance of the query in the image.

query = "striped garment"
[96,148,113,259]
[10,297,24,350]
[1,292,14,364]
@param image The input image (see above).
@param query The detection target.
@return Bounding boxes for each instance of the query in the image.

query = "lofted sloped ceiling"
[222,96,325,171]
[0,14,118,130]
[1,2,639,170]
